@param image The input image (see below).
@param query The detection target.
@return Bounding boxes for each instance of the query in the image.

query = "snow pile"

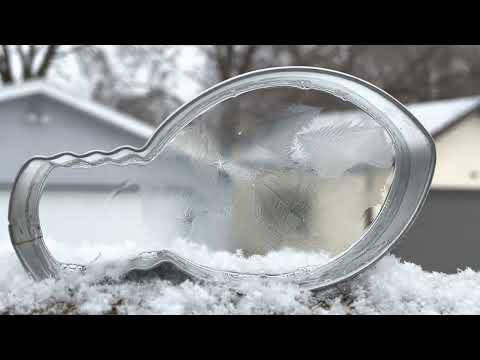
[129,238,333,274]
[43,233,333,275]
[2,236,480,314]
[350,256,480,315]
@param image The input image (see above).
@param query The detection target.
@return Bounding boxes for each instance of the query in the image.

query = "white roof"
[0,80,156,139]
[406,95,480,136]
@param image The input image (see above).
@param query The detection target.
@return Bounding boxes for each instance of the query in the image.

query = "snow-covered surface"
[406,95,480,136]
[2,234,480,314]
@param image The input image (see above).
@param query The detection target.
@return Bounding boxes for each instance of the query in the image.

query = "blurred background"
[1,45,480,273]
[4,45,480,117]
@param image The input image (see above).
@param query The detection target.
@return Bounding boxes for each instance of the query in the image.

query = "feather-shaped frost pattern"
[290,111,394,178]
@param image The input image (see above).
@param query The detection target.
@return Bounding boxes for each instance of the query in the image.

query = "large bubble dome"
[9,67,436,290]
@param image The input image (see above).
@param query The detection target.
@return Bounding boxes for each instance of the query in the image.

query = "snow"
[2,233,480,314]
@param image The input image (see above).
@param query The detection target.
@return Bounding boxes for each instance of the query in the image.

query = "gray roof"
[0,81,157,187]
[0,81,155,139]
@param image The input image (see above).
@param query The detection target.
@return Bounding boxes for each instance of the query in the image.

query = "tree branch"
[54,45,91,59]
[0,45,14,84]
[35,45,59,78]
[16,45,34,80]
[238,45,258,74]
[381,46,443,95]
[217,45,235,80]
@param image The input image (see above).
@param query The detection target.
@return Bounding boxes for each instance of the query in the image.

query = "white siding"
[432,113,480,190]
[1,190,146,264]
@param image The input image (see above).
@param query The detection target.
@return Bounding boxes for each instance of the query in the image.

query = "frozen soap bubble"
[9,67,435,290]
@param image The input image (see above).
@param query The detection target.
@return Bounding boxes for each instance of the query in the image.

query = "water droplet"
[298,80,312,90]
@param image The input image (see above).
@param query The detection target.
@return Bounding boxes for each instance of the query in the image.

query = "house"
[0,81,157,259]
[0,80,243,265]
[391,95,480,273]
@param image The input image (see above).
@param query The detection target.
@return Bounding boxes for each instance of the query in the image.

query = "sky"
[46,45,207,102]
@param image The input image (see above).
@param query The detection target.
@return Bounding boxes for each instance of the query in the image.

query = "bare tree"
[4,45,480,119]
[1,45,181,126]
[186,45,480,151]
[0,46,13,83]
[79,45,182,126]
[293,45,480,104]
[197,45,263,84]
[0,45,62,84]
[199,45,480,104]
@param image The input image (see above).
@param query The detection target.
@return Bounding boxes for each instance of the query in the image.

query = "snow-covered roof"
[406,95,480,136]
[0,80,156,139]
